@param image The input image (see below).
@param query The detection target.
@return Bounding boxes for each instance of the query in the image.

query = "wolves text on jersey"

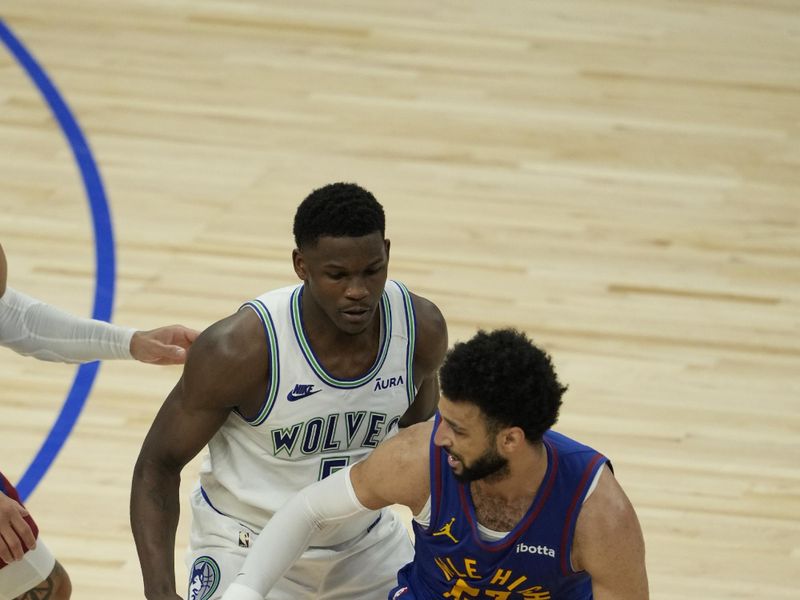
[271,411,401,457]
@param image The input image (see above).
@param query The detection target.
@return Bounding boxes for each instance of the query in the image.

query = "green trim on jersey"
[290,286,392,388]
[394,281,417,406]
[242,300,280,426]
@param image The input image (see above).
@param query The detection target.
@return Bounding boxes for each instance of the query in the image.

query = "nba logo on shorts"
[392,587,409,599]
[188,556,220,600]
[239,530,250,548]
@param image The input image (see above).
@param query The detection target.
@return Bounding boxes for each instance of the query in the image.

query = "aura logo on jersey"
[188,556,220,600]
[373,374,404,391]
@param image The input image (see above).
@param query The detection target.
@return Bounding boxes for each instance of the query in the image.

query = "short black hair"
[439,328,567,442]
[293,182,385,249]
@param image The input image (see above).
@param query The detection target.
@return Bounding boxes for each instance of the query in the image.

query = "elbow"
[132,451,182,490]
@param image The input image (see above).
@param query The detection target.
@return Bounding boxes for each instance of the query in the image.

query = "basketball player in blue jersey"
[130,183,448,600]
[0,242,198,600]
[220,329,649,600]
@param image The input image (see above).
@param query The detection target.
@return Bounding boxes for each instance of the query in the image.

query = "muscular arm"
[572,466,649,600]
[222,422,432,600]
[130,309,268,600]
[399,293,447,427]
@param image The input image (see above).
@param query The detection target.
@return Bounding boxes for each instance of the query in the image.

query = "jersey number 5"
[319,457,350,480]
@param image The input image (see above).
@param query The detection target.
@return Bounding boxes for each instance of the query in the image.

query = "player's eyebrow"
[441,415,465,432]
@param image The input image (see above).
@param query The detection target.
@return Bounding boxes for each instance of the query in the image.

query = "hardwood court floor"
[0,1,798,598]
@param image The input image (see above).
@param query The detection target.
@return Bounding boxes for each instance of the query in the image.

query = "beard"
[451,447,509,483]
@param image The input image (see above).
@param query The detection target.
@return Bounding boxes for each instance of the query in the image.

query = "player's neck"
[472,442,547,504]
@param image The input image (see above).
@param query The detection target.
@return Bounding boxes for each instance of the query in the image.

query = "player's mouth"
[446,451,462,469]
[341,305,372,324]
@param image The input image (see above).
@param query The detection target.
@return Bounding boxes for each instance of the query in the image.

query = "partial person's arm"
[572,466,649,600]
[398,293,447,427]
[0,492,37,564]
[222,422,433,600]
[223,466,371,600]
[0,244,197,364]
[129,325,199,365]
[131,310,268,600]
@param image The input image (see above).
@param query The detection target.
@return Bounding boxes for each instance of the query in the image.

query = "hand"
[130,325,200,365]
[0,492,36,563]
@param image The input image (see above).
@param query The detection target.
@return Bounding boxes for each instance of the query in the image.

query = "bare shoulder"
[188,307,263,364]
[573,465,649,598]
[408,291,448,371]
[390,420,435,460]
[181,307,268,409]
[354,421,433,512]
[409,291,447,340]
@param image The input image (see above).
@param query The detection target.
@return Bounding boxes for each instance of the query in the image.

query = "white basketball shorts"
[185,486,413,600]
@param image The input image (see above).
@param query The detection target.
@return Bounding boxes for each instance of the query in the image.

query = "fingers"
[180,326,200,344]
[158,326,199,362]
[11,514,36,554]
[143,343,187,366]
[133,325,199,364]
[0,533,19,564]
[163,343,188,363]
[0,500,36,563]
[156,325,200,348]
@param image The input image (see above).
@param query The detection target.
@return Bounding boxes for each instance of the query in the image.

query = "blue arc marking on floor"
[0,20,117,501]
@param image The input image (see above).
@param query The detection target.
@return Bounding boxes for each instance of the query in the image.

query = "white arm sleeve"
[0,287,134,363]
[223,465,370,600]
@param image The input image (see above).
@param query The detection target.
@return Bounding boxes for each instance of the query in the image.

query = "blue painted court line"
[0,19,117,501]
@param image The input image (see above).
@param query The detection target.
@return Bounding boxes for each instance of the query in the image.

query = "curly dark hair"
[293,183,385,249]
[439,329,567,442]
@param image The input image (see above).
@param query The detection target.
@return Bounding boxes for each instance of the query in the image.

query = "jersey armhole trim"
[559,452,607,576]
[428,413,444,532]
[238,300,280,425]
[393,280,416,407]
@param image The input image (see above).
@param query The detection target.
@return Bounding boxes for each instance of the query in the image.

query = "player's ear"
[384,239,391,261]
[292,248,307,281]
[499,427,525,453]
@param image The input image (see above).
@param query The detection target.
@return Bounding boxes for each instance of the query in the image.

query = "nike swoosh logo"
[286,388,322,402]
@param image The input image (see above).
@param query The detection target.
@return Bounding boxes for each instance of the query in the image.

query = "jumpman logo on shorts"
[432,517,459,544]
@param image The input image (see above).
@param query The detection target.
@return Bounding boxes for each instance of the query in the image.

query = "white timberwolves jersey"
[198,280,416,544]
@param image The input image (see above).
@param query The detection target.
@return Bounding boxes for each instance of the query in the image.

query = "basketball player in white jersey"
[0,242,199,600]
[130,183,449,600]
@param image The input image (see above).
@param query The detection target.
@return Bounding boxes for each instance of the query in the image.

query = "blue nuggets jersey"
[391,416,608,599]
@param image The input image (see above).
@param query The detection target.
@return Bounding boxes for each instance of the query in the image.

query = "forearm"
[0,287,134,362]
[131,460,182,599]
[224,466,369,600]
